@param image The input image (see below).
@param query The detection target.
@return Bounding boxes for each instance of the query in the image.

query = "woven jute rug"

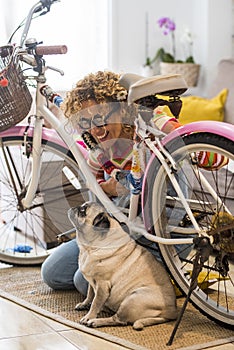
[0,265,234,350]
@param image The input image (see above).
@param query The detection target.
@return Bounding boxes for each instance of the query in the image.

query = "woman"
[41,71,176,294]
[41,70,226,295]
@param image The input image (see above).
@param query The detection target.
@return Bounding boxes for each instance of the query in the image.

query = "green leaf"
[153,48,165,63]
[162,52,175,63]
[185,56,195,63]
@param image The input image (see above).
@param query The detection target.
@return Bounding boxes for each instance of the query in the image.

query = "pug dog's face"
[68,202,130,248]
[68,202,110,231]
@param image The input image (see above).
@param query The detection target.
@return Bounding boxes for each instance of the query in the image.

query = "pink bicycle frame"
[0,125,88,159]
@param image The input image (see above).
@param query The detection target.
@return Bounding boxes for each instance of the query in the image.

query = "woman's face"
[78,100,123,149]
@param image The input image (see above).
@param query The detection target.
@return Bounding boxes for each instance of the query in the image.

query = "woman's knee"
[73,269,88,296]
[41,258,74,290]
[41,239,79,290]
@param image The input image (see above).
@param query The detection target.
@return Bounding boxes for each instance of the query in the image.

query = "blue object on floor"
[7,245,33,253]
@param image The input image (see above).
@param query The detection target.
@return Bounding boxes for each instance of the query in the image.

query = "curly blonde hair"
[62,71,127,117]
[61,70,137,137]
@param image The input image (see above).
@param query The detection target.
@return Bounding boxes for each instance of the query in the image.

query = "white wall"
[1,0,232,95]
[108,0,233,96]
[0,0,109,90]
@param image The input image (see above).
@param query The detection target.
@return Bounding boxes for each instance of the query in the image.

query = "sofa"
[168,59,234,126]
[207,59,234,125]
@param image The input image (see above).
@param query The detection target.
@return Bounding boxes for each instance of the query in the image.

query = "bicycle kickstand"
[167,236,212,346]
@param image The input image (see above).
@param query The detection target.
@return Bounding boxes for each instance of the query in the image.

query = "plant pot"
[160,62,200,87]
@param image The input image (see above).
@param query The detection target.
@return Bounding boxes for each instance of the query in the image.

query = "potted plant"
[149,17,200,86]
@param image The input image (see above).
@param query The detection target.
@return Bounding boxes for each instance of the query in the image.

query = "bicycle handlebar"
[35,45,68,55]
[33,0,58,14]
[16,1,67,74]
[20,0,59,47]
[37,0,59,12]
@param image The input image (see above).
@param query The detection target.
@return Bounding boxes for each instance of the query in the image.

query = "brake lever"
[46,65,64,76]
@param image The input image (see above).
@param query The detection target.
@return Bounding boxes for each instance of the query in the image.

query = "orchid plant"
[145,17,195,66]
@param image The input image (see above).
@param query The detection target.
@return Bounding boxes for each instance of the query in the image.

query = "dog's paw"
[75,302,90,311]
[86,319,99,328]
[79,314,95,326]
[80,317,98,328]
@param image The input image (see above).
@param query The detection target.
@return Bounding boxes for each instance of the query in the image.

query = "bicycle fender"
[161,120,234,145]
[0,125,88,159]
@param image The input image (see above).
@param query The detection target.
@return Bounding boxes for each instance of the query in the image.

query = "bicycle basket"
[0,45,32,132]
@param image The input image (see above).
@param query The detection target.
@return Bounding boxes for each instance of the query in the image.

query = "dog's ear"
[93,212,110,231]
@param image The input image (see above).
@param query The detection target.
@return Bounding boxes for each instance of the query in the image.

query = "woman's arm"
[87,148,130,197]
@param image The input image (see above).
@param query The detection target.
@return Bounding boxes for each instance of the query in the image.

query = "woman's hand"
[100,177,129,197]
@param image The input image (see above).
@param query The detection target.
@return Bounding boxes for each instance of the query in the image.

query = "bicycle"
[1,0,234,332]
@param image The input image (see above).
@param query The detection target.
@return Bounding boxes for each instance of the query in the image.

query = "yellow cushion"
[162,89,228,125]
[179,88,228,124]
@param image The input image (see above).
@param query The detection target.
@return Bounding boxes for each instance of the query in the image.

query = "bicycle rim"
[0,135,94,265]
[143,132,234,328]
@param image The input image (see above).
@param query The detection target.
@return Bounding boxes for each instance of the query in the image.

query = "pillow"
[162,89,228,124]
[178,89,228,124]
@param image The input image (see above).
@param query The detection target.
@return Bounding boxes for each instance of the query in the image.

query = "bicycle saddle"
[119,73,188,118]
[119,73,188,104]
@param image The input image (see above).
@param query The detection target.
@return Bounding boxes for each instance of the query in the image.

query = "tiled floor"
[0,297,129,350]
[0,296,234,350]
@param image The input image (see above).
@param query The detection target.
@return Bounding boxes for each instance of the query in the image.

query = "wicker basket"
[0,45,32,132]
[160,62,200,87]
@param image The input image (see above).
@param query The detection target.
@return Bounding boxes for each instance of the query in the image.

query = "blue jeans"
[41,239,88,296]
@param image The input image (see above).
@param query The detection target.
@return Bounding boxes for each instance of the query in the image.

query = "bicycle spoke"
[145,132,234,328]
[0,137,95,264]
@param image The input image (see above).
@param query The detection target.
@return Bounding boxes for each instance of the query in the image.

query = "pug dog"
[68,202,177,330]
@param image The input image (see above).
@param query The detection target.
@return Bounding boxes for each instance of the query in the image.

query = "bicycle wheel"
[143,132,234,328]
[0,134,95,265]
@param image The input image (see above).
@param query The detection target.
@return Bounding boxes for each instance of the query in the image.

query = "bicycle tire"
[143,132,234,328]
[0,134,95,265]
